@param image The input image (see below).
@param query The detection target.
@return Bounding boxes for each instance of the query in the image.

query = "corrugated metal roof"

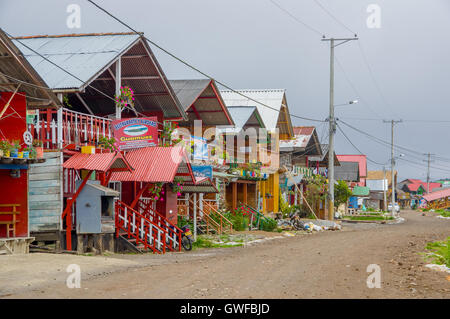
[227,106,256,129]
[110,146,194,183]
[63,152,132,172]
[337,155,367,177]
[12,33,140,90]
[169,79,211,110]
[0,28,61,107]
[422,187,450,202]
[334,161,360,182]
[220,89,286,132]
[352,186,370,197]
[181,177,218,193]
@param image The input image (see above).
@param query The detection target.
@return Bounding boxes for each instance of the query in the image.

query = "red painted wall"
[0,92,28,237]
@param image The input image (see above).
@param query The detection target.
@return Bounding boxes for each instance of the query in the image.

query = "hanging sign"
[112,117,158,150]
[191,165,213,179]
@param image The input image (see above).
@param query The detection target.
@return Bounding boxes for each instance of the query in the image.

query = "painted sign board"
[191,135,208,160]
[191,165,212,179]
[112,117,158,150]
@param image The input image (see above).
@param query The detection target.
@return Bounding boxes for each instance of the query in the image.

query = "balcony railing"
[28,108,113,150]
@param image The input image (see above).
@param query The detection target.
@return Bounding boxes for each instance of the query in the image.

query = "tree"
[334,180,352,208]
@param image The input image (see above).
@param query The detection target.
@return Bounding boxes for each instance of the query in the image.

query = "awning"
[63,152,133,172]
[213,171,236,179]
[110,146,195,183]
[181,177,218,193]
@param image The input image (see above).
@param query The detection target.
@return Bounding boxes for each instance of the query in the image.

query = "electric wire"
[87,0,325,123]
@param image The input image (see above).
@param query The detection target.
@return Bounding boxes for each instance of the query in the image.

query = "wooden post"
[243,183,248,205]
[115,58,122,119]
[232,182,237,212]
[193,193,197,242]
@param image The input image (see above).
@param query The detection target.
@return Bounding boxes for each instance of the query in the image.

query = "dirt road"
[2,210,449,298]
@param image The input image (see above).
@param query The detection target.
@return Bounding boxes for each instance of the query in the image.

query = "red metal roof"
[422,188,450,202]
[110,146,194,183]
[406,181,440,192]
[63,152,132,172]
[293,126,315,135]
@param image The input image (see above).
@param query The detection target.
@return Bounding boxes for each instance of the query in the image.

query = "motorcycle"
[181,225,193,251]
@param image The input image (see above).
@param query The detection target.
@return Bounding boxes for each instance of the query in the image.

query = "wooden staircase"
[188,199,233,235]
[115,200,181,254]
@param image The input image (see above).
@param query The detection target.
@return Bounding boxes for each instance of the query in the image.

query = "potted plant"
[10,140,20,158]
[0,139,13,157]
[33,139,44,159]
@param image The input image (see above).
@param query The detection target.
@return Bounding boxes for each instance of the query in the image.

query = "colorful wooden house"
[9,31,202,253]
[0,28,61,253]
[220,89,294,214]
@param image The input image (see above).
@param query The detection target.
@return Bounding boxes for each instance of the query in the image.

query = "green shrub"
[260,217,277,232]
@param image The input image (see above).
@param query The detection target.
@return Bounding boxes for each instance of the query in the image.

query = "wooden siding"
[28,151,63,232]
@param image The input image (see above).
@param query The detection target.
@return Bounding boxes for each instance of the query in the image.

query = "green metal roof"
[352,186,370,197]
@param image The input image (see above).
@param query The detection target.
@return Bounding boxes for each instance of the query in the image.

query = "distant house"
[336,155,367,187]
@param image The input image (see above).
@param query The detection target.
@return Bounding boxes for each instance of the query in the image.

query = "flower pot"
[0,150,3,157]
[35,147,44,159]
[17,152,23,158]
[4,150,10,157]
[10,149,18,158]
[22,151,29,159]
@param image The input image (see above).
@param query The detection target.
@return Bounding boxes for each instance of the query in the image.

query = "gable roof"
[422,187,450,202]
[220,89,293,137]
[337,155,367,177]
[226,106,264,129]
[63,151,133,172]
[279,126,321,156]
[169,79,233,125]
[11,32,186,119]
[110,146,194,183]
[0,28,60,108]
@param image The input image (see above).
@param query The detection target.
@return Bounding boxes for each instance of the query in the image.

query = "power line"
[336,122,384,165]
[87,0,325,123]
[311,0,356,36]
[269,0,325,37]
[334,56,384,119]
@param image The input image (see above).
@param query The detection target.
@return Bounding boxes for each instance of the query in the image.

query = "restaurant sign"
[112,117,158,150]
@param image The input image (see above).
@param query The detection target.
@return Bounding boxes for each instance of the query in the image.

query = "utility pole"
[383,166,387,211]
[322,36,358,220]
[424,153,434,193]
[384,119,402,217]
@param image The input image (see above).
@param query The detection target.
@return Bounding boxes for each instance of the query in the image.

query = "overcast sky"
[1,0,450,182]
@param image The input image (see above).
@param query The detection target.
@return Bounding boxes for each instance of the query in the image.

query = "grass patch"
[422,237,450,267]
[192,235,244,249]
[343,215,394,221]
[439,211,450,218]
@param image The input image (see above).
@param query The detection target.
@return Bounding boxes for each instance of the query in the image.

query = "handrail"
[238,202,270,230]
[188,198,222,234]
[137,199,183,233]
[136,199,182,252]
[203,201,233,233]
[115,200,167,253]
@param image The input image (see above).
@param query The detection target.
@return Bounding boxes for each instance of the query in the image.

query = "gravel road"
[1,210,449,298]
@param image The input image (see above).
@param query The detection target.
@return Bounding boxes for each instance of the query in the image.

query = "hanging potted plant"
[32,139,44,159]
[115,86,135,110]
